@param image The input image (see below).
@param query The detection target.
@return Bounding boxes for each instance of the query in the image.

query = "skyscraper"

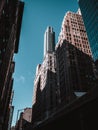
[78,0,98,61]
[0,0,24,129]
[44,26,55,57]
[31,12,98,129]
[32,27,57,124]
[58,10,92,57]
[56,10,97,106]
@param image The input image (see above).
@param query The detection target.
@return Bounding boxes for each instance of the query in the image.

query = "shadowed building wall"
[78,0,98,61]
[56,40,97,106]
[0,0,24,129]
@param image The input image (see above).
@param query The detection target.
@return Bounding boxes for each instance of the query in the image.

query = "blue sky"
[12,0,79,126]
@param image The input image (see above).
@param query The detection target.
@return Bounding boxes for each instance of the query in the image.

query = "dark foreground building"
[32,85,98,130]
[78,0,98,61]
[0,0,24,129]
[56,40,97,106]
[78,0,98,75]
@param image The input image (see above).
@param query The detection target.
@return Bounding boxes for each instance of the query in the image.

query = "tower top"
[77,8,81,15]
[46,26,53,32]
[44,26,55,57]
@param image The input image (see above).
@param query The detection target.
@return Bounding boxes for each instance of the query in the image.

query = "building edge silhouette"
[0,0,24,130]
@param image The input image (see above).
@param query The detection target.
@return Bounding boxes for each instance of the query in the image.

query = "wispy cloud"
[28,71,35,79]
[15,75,25,84]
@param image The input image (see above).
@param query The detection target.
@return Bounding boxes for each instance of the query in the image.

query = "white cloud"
[15,75,25,84]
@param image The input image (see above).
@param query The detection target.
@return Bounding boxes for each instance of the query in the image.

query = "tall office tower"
[58,10,92,57]
[78,0,98,61]
[56,40,97,106]
[44,26,55,57]
[56,10,97,106]
[0,0,24,130]
[32,27,57,124]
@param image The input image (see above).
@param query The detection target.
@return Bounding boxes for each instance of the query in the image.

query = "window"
[66,26,70,33]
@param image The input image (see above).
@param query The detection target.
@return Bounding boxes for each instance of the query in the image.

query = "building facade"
[32,27,57,125]
[32,10,98,129]
[78,0,98,61]
[15,108,32,130]
[56,40,97,106]
[0,0,24,129]
[58,10,92,57]
[11,126,15,130]
[44,26,55,57]
[8,91,14,130]
[56,10,97,106]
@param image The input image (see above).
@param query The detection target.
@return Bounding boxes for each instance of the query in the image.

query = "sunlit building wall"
[58,10,92,57]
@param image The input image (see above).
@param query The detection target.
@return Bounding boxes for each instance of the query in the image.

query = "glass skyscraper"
[78,0,98,61]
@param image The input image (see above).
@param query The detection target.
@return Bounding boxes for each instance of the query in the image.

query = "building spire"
[44,26,55,57]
